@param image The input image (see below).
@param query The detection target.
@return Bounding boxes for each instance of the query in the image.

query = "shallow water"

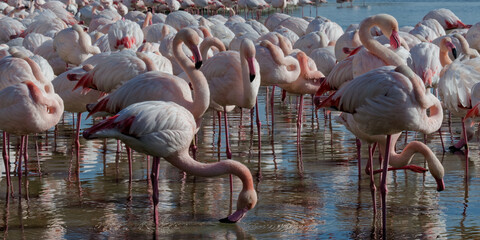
[1,85,480,239]
[2,1,480,239]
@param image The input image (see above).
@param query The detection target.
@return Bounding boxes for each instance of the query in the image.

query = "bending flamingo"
[83,101,257,227]
[315,65,443,237]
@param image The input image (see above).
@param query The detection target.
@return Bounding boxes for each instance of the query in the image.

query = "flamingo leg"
[217,111,222,149]
[3,131,12,194]
[296,95,304,146]
[223,108,232,159]
[368,144,377,216]
[462,117,469,176]
[356,138,361,179]
[150,156,160,227]
[271,86,276,129]
[75,112,82,150]
[127,146,132,183]
[380,134,392,238]
[438,128,445,152]
[255,99,261,152]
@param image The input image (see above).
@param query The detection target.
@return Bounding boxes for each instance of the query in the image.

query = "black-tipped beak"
[219,217,237,224]
[195,60,202,69]
[249,74,255,82]
[452,48,457,59]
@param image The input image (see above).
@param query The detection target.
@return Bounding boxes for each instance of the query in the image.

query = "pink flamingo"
[315,65,443,237]
[336,112,445,216]
[200,38,260,159]
[83,101,257,227]
[316,14,406,96]
[86,28,206,127]
[53,24,100,66]
[423,8,471,30]
[279,51,323,145]
[0,74,64,196]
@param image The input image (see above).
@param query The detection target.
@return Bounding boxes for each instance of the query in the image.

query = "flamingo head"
[219,189,257,223]
[389,29,400,49]
[181,28,203,69]
[442,37,457,59]
[241,39,257,82]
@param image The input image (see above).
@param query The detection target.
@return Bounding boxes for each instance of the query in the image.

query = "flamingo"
[408,42,442,87]
[336,112,445,216]
[52,66,104,148]
[69,50,158,94]
[280,51,323,145]
[83,101,257,226]
[423,8,471,30]
[0,51,64,195]
[437,36,480,153]
[86,29,207,129]
[53,24,101,66]
[466,22,480,52]
[315,64,443,237]
[200,38,260,159]
[107,19,144,51]
[316,14,406,96]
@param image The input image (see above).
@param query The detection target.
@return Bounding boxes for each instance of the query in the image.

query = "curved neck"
[166,150,254,191]
[136,52,158,71]
[298,53,324,80]
[261,40,286,65]
[455,33,477,57]
[200,37,226,60]
[74,25,100,55]
[172,35,210,121]
[378,134,444,180]
[439,47,453,67]
[395,65,444,134]
[142,12,152,29]
[359,17,404,67]
[277,34,292,55]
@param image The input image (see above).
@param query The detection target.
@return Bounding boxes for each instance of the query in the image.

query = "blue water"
[291,0,480,28]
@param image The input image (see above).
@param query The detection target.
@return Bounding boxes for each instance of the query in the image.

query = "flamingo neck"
[378,134,444,181]
[439,46,453,67]
[173,35,210,122]
[359,16,404,67]
[136,52,158,71]
[262,40,286,66]
[200,37,226,61]
[240,43,257,108]
[165,150,254,191]
[454,33,477,57]
[74,25,101,55]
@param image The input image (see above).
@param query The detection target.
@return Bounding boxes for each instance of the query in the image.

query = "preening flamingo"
[315,65,443,237]
[53,24,101,66]
[83,101,257,226]
[316,14,406,96]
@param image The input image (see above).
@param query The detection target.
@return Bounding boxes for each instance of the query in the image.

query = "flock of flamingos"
[0,0,479,237]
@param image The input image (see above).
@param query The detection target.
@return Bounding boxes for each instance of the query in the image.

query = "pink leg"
[223,108,232,159]
[281,89,287,102]
[380,135,392,238]
[217,111,222,150]
[462,117,469,176]
[296,95,304,146]
[438,128,445,152]
[368,144,377,216]
[150,156,160,227]
[255,99,261,151]
[356,138,361,179]
[127,146,132,183]
[3,131,12,193]
[75,112,82,152]
[17,136,26,198]
[271,86,276,127]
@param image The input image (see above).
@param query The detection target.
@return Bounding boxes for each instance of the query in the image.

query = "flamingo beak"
[247,57,256,82]
[189,45,202,69]
[390,30,400,49]
[219,207,248,223]
[445,42,457,59]
[436,178,445,192]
